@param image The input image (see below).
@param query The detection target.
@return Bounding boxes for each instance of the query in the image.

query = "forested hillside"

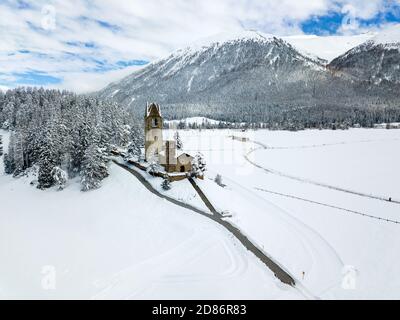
[99,31,400,130]
[0,88,142,191]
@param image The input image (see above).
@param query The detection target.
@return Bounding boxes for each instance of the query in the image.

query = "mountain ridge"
[99,28,400,128]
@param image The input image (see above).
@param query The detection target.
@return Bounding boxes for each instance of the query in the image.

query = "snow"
[122,160,209,213]
[174,128,400,299]
[0,130,299,299]
[187,68,199,92]
[184,30,275,53]
[372,24,400,46]
[110,89,120,97]
[3,126,400,299]
[284,33,375,62]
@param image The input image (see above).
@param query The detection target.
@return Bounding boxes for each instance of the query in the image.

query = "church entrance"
[180,166,185,173]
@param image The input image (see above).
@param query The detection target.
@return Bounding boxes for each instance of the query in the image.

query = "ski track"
[92,230,249,299]
[264,137,400,150]
[255,187,400,225]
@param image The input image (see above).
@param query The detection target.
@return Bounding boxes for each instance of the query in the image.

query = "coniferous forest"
[0,88,142,191]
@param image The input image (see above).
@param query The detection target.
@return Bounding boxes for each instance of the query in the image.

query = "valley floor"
[171,128,400,299]
[0,130,299,300]
[1,128,400,299]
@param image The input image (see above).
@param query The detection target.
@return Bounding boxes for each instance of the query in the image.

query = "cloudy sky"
[1,0,400,92]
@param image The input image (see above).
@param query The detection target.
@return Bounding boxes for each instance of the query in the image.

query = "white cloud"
[0,85,10,92]
[54,65,145,94]
[0,0,399,92]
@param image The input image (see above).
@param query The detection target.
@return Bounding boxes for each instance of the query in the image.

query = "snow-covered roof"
[159,150,193,159]
[177,151,193,159]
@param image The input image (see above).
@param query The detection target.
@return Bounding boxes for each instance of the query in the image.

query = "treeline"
[161,103,400,131]
[0,87,141,191]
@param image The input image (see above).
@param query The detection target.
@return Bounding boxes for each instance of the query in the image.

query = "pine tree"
[126,127,143,161]
[4,132,16,175]
[214,174,223,187]
[174,131,183,150]
[0,135,3,156]
[3,153,15,174]
[38,129,58,189]
[191,152,206,178]
[80,141,109,192]
[12,132,25,176]
[161,178,171,191]
[51,166,68,190]
[147,156,162,175]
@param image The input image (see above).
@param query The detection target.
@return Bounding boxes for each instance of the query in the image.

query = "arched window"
[152,118,159,127]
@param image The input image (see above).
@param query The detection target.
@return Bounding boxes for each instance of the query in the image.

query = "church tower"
[144,103,163,161]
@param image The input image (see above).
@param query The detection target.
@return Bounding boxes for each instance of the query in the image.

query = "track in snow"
[243,139,400,205]
[255,187,400,225]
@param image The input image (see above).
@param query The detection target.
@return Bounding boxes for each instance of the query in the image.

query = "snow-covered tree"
[126,126,143,161]
[174,131,183,150]
[0,87,140,190]
[0,135,3,156]
[147,155,162,175]
[80,142,109,192]
[3,153,14,174]
[191,152,206,177]
[214,174,223,187]
[126,141,141,160]
[12,132,25,177]
[51,166,68,190]
[37,130,58,189]
[161,178,171,190]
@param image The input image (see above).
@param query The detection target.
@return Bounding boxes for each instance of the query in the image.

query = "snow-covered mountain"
[99,31,332,119]
[329,25,400,84]
[99,29,400,123]
[284,33,375,63]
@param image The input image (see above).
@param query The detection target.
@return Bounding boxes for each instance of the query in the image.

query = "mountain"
[329,25,400,84]
[284,33,375,63]
[99,30,400,127]
[99,31,327,118]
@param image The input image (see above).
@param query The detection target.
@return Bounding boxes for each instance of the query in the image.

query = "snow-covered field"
[174,128,400,299]
[0,130,299,300]
[2,127,400,300]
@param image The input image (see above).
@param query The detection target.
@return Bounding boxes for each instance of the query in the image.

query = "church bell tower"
[144,103,163,161]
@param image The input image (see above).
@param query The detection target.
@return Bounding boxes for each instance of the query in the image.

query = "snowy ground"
[0,130,300,300]
[173,128,400,299]
[2,127,400,299]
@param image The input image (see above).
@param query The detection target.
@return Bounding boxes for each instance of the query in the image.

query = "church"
[144,103,193,173]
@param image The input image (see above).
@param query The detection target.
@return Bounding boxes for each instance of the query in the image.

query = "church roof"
[177,151,193,159]
[146,102,162,117]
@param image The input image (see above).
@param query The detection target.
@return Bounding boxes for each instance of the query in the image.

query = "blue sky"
[1,0,400,92]
[302,4,400,35]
